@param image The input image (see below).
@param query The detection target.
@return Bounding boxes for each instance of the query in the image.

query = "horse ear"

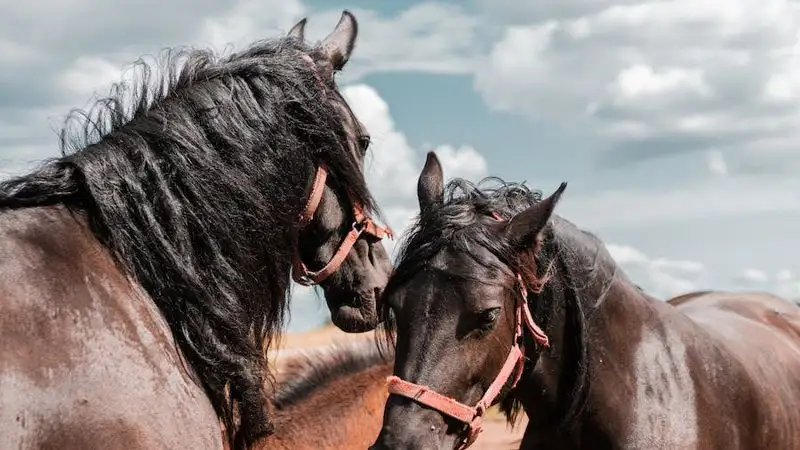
[287,18,307,42]
[317,10,358,71]
[418,152,444,215]
[504,182,567,251]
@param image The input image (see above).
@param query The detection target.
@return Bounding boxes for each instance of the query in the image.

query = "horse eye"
[477,307,500,331]
[358,135,371,151]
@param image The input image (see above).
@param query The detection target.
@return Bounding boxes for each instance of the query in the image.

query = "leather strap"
[292,165,393,286]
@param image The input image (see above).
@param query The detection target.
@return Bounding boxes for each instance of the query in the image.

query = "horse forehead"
[429,245,497,271]
[328,88,361,130]
[398,270,504,318]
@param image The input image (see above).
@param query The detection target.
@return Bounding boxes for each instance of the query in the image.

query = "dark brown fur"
[0,207,221,449]
[263,340,394,450]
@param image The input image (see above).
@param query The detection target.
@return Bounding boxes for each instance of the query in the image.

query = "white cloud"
[777,282,800,300]
[777,269,793,282]
[311,4,481,81]
[560,175,800,229]
[706,150,728,176]
[608,64,712,104]
[0,39,40,66]
[198,0,306,52]
[730,268,800,300]
[605,243,647,265]
[473,22,567,117]
[774,271,800,299]
[343,84,422,210]
[738,268,769,284]
[650,258,705,275]
[342,83,488,248]
[606,243,706,298]
[59,56,125,100]
[473,0,800,172]
[775,269,800,303]
[431,144,488,181]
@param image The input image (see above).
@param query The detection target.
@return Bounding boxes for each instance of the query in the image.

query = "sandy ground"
[271,325,527,449]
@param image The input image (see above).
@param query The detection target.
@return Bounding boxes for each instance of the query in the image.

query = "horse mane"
[272,338,394,408]
[0,37,377,447]
[381,177,593,433]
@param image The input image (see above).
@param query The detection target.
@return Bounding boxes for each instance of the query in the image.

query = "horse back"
[674,290,800,347]
[672,291,800,448]
[0,206,222,449]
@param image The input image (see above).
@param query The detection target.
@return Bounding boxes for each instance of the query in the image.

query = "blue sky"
[3,0,800,331]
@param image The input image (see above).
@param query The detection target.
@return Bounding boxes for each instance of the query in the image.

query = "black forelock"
[384,177,542,300]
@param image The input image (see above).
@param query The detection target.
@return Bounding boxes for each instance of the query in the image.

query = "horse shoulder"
[0,206,222,449]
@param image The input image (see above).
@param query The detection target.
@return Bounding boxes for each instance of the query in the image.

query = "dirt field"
[271,325,527,449]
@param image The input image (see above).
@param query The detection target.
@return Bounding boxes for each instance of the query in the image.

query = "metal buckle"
[352,219,367,233]
[296,271,318,286]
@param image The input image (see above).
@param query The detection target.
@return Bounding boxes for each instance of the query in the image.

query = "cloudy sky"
[3,0,800,331]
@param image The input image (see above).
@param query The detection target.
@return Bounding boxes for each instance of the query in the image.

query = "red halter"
[386,213,549,449]
[291,164,393,286]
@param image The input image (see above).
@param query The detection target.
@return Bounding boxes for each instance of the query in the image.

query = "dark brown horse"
[259,339,395,450]
[372,152,800,449]
[0,11,394,450]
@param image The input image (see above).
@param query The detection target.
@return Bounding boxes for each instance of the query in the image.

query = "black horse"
[0,11,393,450]
[373,152,800,449]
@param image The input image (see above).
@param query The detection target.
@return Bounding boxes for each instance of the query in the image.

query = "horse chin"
[443,434,462,450]
[326,293,379,333]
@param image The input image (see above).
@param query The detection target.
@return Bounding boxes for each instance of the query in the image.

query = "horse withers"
[371,152,800,449]
[0,11,393,450]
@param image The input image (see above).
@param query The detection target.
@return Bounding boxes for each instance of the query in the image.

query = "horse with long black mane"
[371,152,800,449]
[0,11,394,450]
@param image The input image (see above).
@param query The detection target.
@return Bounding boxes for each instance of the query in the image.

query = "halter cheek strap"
[386,213,548,449]
[291,165,393,286]
[386,280,547,449]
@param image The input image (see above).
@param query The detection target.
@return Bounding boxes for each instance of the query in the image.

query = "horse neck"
[267,361,392,450]
[514,216,671,443]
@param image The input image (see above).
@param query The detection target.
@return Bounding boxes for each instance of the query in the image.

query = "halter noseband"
[291,164,393,286]
[386,212,549,449]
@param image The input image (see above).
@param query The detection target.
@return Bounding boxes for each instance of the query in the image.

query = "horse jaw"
[325,289,379,333]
